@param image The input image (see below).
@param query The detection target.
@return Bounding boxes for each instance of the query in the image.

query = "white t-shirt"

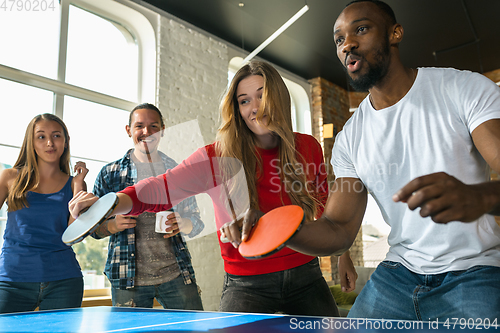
[332,67,500,274]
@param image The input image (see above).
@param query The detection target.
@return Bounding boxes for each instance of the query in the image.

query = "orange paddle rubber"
[238,205,304,259]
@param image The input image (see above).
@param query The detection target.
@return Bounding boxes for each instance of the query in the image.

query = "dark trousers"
[219,258,339,317]
[111,275,203,310]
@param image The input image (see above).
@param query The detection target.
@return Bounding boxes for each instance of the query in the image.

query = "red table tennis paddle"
[237,205,305,259]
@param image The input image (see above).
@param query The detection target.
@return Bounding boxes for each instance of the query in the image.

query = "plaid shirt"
[92,149,204,290]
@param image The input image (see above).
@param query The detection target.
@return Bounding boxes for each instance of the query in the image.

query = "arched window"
[0,0,155,291]
[285,79,312,135]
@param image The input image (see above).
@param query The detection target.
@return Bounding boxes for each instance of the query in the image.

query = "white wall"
[155,14,229,311]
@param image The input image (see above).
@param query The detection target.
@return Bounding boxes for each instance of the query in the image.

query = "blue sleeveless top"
[0,177,82,282]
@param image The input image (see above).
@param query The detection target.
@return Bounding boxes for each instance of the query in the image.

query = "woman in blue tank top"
[0,113,88,314]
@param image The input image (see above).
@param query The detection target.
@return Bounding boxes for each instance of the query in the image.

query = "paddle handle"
[79,206,90,216]
[220,182,239,244]
[220,227,243,243]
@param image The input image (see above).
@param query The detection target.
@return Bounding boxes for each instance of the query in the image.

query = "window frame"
[0,0,157,295]
[0,0,155,121]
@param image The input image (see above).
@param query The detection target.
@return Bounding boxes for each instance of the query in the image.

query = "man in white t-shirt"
[237,0,500,321]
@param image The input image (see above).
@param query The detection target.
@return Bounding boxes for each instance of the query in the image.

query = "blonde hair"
[216,61,321,221]
[7,114,71,212]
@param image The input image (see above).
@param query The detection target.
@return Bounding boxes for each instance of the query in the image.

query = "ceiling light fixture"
[241,4,309,66]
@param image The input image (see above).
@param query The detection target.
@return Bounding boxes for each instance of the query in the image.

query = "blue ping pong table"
[0,306,497,332]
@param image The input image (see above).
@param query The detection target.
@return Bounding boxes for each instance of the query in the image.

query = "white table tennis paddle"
[62,192,119,245]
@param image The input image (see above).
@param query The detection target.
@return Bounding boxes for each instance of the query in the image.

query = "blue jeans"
[0,277,83,314]
[111,275,203,310]
[219,258,339,316]
[348,261,500,321]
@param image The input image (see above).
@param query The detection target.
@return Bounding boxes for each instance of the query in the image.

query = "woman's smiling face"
[236,75,271,138]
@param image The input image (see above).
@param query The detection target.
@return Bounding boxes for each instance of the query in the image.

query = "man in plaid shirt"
[91,103,204,310]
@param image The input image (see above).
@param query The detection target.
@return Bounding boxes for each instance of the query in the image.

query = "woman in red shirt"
[70,61,355,316]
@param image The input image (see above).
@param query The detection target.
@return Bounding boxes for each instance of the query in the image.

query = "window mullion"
[0,64,136,111]
[57,0,70,84]
[54,0,70,118]
[53,93,64,118]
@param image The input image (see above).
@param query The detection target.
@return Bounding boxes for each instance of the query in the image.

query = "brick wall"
[156,15,228,311]
[309,77,366,283]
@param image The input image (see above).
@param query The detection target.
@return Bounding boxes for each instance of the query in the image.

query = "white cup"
[155,211,174,233]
